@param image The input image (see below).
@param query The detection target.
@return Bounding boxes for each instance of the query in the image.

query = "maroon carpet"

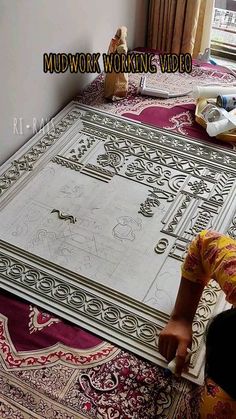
[77,51,235,147]
[0,291,201,418]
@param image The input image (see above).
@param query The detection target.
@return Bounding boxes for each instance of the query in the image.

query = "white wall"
[0,0,148,165]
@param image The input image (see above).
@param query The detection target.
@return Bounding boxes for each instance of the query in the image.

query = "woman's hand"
[158,317,192,376]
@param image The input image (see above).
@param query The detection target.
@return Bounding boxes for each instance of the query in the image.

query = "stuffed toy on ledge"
[104,26,128,101]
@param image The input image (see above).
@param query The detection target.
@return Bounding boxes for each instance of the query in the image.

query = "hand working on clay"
[159,316,192,376]
[158,230,236,376]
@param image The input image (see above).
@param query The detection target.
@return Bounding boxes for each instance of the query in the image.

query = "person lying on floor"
[159,230,236,415]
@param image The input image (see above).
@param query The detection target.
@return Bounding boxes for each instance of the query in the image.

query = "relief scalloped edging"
[0,249,159,349]
[0,242,222,379]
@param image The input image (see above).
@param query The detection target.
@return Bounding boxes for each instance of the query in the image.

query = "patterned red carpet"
[0,291,201,418]
[77,51,235,146]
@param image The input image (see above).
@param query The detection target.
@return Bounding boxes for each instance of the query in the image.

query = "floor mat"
[0,291,201,419]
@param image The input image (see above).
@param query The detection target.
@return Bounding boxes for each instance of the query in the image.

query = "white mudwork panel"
[0,102,235,384]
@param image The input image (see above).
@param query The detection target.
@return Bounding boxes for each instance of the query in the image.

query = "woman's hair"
[205,307,236,400]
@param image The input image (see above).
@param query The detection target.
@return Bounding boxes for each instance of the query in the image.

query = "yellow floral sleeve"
[199,378,236,418]
[181,230,236,305]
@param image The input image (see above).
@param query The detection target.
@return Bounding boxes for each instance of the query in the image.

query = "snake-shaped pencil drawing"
[51,209,77,224]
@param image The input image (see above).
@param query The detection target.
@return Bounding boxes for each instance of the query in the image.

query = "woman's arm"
[159,230,236,375]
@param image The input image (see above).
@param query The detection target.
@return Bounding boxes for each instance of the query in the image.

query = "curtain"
[147,0,214,57]
[193,0,215,57]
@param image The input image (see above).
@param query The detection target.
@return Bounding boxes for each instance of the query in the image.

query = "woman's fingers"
[159,333,178,362]
[158,332,167,358]
[175,341,189,376]
[166,338,177,362]
[158,319,192,375]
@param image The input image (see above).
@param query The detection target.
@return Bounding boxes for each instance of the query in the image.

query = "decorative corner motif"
[0,108,82,197]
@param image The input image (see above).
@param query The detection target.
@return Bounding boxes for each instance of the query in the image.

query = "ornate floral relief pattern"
[91,134,236,181]
[78,113,236,168]
[97,150,126,172]
[126,159,171,186]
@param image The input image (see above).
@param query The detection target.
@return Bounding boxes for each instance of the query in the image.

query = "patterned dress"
[182,229,236,305]
[182,230,236,417]
[199,378,236,419]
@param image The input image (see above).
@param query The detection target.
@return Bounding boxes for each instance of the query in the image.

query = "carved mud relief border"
[0,108,82,198]
[178,278,223,372]
[0,241,225,383]
[0,245,161,351]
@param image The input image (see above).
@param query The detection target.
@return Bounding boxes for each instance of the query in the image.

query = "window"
[211,0,236,60]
